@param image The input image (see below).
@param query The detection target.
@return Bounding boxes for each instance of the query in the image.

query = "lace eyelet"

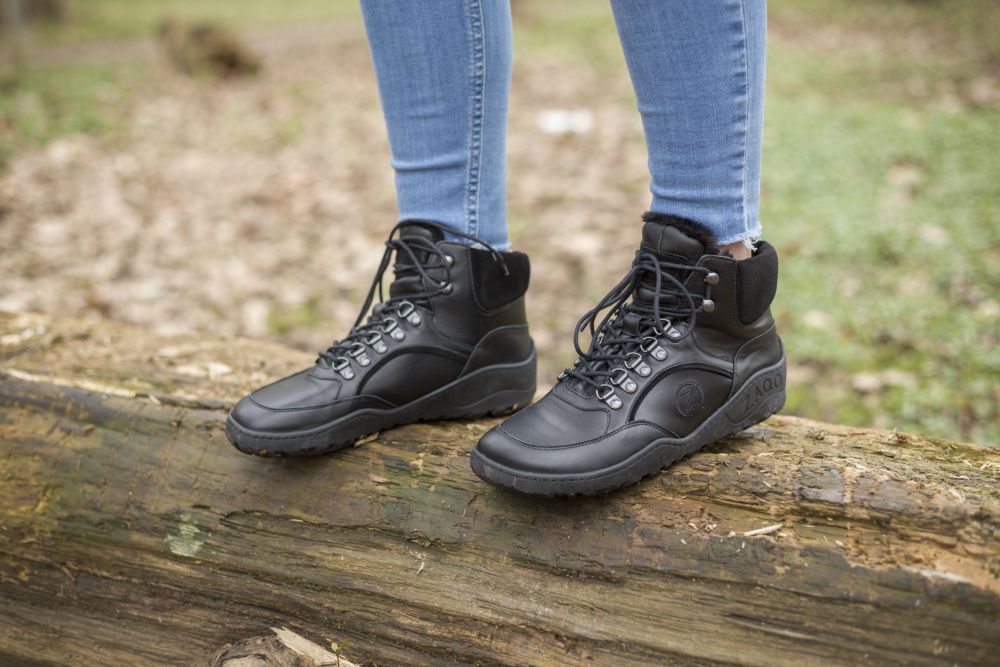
[596,384,623,409]
[379,318,405,341]
[625,352,652,377]
[659,318,682,343]
[348,343,371,367]
[406,312,422,326]
[610,368,638,394]
[364,331,382,345]
[440,282,454,295]
[641,336,668,361]
[444,254,455,266]
[332,357,355,380]
[397,300,416,317]
[364,331,387,353]
[701,299,716,313]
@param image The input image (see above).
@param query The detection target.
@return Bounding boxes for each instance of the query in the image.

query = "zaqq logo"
[675,381,704,417]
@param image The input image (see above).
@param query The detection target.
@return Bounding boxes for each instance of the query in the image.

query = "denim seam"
[736,0,752,246]
[465,0,486,239]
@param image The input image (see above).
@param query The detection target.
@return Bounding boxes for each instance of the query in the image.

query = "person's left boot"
[471,212,786,496]
[226,220,536,457]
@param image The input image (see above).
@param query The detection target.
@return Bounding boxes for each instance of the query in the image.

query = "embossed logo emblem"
[675,381,704,417]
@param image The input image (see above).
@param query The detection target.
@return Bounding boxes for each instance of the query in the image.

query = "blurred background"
[0,0,997,445]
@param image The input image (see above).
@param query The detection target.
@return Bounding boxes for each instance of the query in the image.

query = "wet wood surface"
[1,312,998,666]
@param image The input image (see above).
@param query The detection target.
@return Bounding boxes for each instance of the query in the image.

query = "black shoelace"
[317,221,508,376]
[561,251,717,407]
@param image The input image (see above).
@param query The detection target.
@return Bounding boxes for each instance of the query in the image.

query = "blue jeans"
[360,0,766,249]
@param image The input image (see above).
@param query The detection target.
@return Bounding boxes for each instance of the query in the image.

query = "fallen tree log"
[0,311,997,667]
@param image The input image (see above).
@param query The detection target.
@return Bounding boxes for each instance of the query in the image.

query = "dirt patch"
[0,26,649,383]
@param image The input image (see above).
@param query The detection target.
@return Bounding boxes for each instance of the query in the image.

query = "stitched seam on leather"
[728,322,780,400]
[550,390,609,425]
[357,345,467,394]
[626,361,733,422]
[495,420,672,451]
[459,324,531,375]
[732,321,777,365]
[247,393,395,414]
[233,355,535,440]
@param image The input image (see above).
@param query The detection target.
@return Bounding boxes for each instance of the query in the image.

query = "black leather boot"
[472,213,785,495]
[227,220,536,456]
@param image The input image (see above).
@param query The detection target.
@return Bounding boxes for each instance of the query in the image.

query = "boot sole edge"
[226,349,537,457]
[470,352,787,497]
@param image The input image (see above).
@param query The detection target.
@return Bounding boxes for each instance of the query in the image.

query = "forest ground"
[1,0,997,444]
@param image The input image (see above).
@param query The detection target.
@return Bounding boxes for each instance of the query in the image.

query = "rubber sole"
[470,353,787,497]
[227,349,537,457]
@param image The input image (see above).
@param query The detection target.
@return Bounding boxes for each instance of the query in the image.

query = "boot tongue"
[640,217,711,264]
[567,215,717,396]
[397,221,444,247]
[635,214,716,305]
[389,222,447,298]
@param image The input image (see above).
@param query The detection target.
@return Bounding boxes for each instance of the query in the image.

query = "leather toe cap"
[475,425,534,471]
[498,391,609,447]
[229,368,343,434]
[475,416,672,477]
[229,394,273,431]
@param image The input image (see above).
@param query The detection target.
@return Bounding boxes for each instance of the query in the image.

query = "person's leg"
[472,1,783,495]
[359,0,513,249]
[610,0,767,259]
[226,2,534,458]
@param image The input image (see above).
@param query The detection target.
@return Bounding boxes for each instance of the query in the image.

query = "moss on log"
[0,312,998,666]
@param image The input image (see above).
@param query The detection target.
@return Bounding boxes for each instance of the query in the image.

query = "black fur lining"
[641,211,720,254]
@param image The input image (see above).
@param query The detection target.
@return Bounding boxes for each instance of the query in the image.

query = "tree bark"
[1,311,997,667]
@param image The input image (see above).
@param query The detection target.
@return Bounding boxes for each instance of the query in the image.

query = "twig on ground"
[743,523,783,537]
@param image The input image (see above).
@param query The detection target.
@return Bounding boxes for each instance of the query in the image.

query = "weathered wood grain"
[0,312,997,666]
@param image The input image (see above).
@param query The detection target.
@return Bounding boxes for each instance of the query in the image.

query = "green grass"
[0,60,139,167]
[515,0,1000,444]
[267,295,332,337]
[765,94,1000,443]
[28,0,357,44]
[756,2,1000,445]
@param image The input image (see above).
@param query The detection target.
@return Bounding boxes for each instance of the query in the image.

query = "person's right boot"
[472,212,786,496]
